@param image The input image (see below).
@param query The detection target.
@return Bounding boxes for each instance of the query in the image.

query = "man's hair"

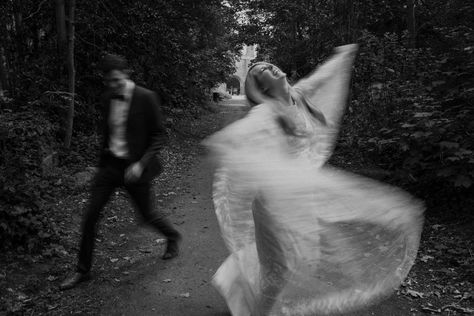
[100,53,128,74]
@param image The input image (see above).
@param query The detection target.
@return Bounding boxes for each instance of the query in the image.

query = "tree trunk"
[407,0,416,48]
[337,0,354,43]
[55,0,67,51]
[12,0,25,58]
[345,0,354,42]
[0,17,9,96]
[55,0,67,77]
[0,46,7,97]
[9,0,23,95]
[290,19,298,81]
[64,0,75,148]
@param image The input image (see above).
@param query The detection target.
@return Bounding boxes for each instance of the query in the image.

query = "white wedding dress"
[204,45,424,316]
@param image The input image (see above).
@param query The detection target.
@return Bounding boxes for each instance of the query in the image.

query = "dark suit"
[76,84,180,274]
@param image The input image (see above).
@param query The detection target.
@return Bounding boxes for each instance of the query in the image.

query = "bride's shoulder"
[247,102,278,120]
[251,102,273,112]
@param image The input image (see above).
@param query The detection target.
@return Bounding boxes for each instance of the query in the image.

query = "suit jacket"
[98,85,168,182]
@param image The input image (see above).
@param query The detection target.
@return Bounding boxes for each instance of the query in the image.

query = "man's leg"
[77,167,120,272]
[60,166,119,290]
[125,181,181,259]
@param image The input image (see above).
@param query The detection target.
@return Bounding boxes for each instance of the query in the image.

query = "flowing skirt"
[211,162,424,316]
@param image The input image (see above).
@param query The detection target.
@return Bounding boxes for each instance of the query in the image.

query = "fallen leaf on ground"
[422,306,441,313]
[419,255,434,262]
[110,258,119,263]
[405,289,425,298]
[47,304,59,310]
[442,304,474,314]
[47,275,57,282]
[17,292,28,301]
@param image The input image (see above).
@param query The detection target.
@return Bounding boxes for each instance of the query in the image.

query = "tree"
[64,0,75,148]
[407,0,416,47]
[0,33,7,97]
[55,0,67,75]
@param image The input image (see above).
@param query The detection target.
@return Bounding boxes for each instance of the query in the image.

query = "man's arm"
[139,91,168,167]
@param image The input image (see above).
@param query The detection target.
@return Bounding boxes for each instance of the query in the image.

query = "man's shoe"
[59,272,91,290]
[162,239,180,260]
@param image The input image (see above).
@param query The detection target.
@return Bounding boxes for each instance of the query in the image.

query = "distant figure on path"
[204,44,424,315]
[60,54,181,291]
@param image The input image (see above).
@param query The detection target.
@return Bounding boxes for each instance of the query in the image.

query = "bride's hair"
[245,62,327,127]
[245,62,269,107]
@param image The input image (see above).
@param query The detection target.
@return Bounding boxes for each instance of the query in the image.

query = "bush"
[0,104,65,251]
[339,29,474,216]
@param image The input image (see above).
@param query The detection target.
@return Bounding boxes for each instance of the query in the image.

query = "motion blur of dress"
[204,45,424,316]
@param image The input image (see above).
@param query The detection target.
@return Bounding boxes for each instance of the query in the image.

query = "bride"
[204,44,424,316]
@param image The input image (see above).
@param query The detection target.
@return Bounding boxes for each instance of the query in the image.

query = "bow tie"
[111,94,125,101]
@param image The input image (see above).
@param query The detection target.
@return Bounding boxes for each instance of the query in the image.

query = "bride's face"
[249,63,288,97]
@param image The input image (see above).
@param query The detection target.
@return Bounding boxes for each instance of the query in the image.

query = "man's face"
[104,69,128,94]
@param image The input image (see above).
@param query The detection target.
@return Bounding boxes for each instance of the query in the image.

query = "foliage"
[0,0,241,118]
[233,0,473,215]
[0,104,61,250]
[0,0,241,250]
[231,0,361,80]
[346,30,474,199]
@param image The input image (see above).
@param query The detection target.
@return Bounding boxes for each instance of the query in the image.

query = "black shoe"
[162,239,180,260]
[59,272,91,290]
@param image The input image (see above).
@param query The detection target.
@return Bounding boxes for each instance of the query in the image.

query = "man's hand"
[125,162,144,183]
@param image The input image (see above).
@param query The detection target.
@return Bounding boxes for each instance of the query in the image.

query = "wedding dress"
[204,45,424,316]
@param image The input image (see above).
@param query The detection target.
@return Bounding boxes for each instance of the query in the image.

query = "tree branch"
[75,33,101,51]
[24,0,49,20]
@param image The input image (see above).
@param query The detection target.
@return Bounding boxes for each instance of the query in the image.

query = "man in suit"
[60,54,181,290]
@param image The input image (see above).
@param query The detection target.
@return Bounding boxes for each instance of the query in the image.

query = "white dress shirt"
[108,80,135,158]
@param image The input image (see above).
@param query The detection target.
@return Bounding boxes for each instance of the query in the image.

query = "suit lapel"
[101,92,112,148]
[126,86,138,127]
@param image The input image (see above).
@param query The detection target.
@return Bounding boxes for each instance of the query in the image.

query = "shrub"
[340,29,473,216]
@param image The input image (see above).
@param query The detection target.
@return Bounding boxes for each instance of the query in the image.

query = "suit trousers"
[76,154,180,273]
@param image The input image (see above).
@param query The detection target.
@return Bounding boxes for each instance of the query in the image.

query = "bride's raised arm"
[291,44,358,166]
[294,44,358,129]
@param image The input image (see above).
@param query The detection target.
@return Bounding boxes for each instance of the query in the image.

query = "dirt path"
[3,100,471,315]
[100,157,229,316]
[97,153,411,316]
[93,101,412,316]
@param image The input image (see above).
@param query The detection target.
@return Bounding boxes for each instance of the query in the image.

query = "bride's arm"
[293,44,358,128]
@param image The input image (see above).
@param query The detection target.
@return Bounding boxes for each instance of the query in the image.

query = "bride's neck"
[274,87,292,106]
